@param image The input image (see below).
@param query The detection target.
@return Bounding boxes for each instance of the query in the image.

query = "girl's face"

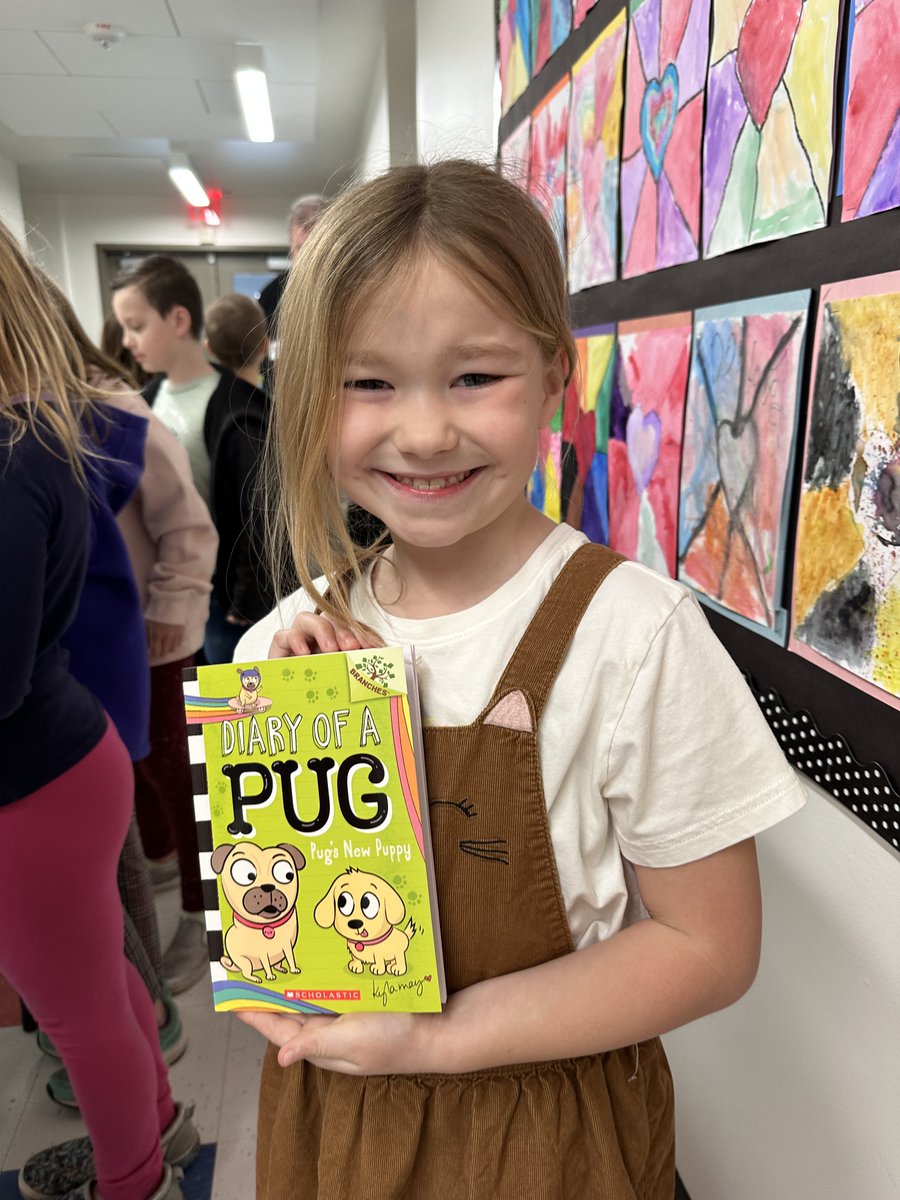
[331,253,564,559]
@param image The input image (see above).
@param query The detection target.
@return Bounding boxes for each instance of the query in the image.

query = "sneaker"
[45,990,188,1109]
[35,1029,61,1061]
[19,1103,199,1200]
[161,917,208,995]
[53,1164,183,1200]
[146,854,180,891]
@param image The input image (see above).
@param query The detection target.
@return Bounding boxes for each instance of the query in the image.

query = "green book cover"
[182,647,445,1014]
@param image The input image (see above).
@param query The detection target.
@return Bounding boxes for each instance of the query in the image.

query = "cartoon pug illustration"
[227,666,273,714]
[314,868,416,977]
[211,842,305,981]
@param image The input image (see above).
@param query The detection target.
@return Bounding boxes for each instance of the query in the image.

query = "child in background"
[201,292,274,663]
[110,255,219,506]
[103,264,221,990]
[0,218,196,1200]
[48,281,216,1010]
[234,161,807,1200]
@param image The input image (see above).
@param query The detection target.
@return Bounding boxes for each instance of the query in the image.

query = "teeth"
[394,471,472,491]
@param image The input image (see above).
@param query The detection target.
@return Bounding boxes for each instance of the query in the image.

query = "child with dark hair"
[111,255,217,505]
[202,293,274,663]
[109,256,222,991]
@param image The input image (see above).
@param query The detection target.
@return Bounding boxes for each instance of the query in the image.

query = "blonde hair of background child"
[205,293,267,372]
[267,158,577,629]
[0,220,106,479]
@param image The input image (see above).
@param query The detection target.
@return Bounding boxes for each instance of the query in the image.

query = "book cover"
[182,647,446,1015]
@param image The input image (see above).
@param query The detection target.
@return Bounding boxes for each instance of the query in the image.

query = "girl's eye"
[345,378,390,391]
[455,373,499,388]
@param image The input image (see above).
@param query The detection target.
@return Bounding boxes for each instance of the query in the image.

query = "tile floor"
[0,883,264,1199]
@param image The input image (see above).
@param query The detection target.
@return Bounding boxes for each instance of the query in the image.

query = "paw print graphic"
[304,667,316,681]
[281,666,295,681]
[406,889,422,909]
[326,686,339,701]
[306,689,319,702]
[211,800,225,820]
[392,873,408,890]
[216,779,228,794]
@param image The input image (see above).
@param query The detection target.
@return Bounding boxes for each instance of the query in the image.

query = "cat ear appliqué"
[484,690,533,732]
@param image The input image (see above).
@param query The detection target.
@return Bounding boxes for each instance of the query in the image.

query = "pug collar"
[233,910,294,940]
[347,928,393,953]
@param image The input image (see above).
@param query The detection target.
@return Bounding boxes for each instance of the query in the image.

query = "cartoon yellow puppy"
[212,842,305,982]
[314,868,416,977]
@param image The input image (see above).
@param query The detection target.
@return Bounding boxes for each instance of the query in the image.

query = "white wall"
[0,151,25,243]
[414,0,497,163]
[357,40,391,180]
[664,780,900,1200]
[23,191,292,340]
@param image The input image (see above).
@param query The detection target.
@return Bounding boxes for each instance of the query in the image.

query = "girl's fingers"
[268,613,374,659]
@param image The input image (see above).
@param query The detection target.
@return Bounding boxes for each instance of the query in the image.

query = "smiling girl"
[235,159,806,1200]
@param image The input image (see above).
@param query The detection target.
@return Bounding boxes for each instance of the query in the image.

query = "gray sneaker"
[19,1103,199,1200]
[161,917,209,995]
[55,1165,183,1200]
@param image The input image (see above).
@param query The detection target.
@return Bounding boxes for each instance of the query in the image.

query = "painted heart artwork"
[528,325,615,546]
[566,12,626,293]
[609,313,692,576]
[790,273,900,709]
[677,292,810,640]
[620,0,711,277]
[840,0,900,222]
[529,75,571,264]
[499,0,532,114]
[702,0,842,258]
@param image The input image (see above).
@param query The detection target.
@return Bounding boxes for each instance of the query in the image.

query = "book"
[182,647,446,1015]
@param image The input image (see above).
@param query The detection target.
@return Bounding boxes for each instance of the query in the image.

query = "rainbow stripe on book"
[183,694,244,724]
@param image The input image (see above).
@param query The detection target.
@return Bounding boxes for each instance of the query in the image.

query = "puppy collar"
[348,928,393,953]
[233,909,293,940]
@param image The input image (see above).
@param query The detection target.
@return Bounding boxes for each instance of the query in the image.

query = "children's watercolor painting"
[529,75,572,264]
[609,313,692,575]
[840,0,900,222]
[678,292,810,641]
[790,272,900,709]
[702,0,842,257]
[567,14,626,292]
[620,0,711,276]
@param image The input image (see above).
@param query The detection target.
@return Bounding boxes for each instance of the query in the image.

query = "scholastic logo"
[284,989,361,1001]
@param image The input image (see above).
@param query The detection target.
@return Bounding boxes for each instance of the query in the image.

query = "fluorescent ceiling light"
[168,154,209,206]
[235,43,274,143]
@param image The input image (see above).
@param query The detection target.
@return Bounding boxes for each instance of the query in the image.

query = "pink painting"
[609,313,692,575]
[841,0,900,221]
[620,0,711,277]
[566,13,626,292]
[574,0,601,27]
[530,75,571,263]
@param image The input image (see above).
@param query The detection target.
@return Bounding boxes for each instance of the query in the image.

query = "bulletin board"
[498,0,900,851]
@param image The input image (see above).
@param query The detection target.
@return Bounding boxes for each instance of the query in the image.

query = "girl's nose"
[392,394,459,458]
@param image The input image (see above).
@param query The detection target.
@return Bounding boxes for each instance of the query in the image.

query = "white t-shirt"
[236,524,805,949]
[153,373,218,506]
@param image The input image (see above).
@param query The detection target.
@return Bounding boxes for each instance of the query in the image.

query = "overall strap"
[483,542,624,727]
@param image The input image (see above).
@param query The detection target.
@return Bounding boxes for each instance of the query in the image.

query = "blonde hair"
[0,220,106,480]
[269,159,576,627]
[205,293,267,372]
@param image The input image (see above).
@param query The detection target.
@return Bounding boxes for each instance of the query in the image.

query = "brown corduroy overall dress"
[256,544,675,1199]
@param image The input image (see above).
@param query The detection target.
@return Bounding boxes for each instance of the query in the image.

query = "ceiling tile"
[0,0,179,37]
[167,0,316,40]
[0,31,67,74]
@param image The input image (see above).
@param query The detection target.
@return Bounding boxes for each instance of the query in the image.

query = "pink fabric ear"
[484,690,533,732]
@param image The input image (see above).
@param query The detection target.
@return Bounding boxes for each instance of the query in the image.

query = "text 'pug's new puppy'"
[211,842,305,981]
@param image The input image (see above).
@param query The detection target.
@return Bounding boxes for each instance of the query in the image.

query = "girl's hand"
[268,612,380,658]
[236,1008,437,1075]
